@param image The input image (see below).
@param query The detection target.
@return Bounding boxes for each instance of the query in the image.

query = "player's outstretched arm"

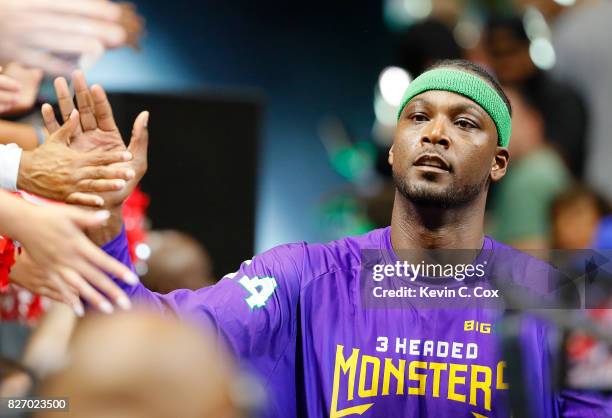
[45,74,304,382]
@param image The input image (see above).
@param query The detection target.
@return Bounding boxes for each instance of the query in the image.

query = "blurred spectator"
[484,16,588,177]
[488,85,571,249]
[0,0,143,76]
[142,230,216,293]
[0,356,33,398]
[397,19,462,78]
[551,185,611,250]
[545,0,612,202]
[37,311,245,418]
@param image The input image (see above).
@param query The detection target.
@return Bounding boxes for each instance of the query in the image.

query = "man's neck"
[390,190,486,250]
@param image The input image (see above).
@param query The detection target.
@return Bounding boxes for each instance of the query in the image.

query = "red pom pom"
[123,186,150,262]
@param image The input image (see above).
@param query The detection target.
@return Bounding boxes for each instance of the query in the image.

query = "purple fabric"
[103,227,610,418]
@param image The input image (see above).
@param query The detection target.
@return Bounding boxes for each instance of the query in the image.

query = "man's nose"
[420,117,450,149]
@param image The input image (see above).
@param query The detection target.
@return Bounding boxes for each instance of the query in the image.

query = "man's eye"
[411,113,429,123]
[455,119,477,129]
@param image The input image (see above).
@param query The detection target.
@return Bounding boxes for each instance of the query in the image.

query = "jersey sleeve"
[102,227,305,378]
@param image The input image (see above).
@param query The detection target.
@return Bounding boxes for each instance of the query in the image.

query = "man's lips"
[413,154,451,172]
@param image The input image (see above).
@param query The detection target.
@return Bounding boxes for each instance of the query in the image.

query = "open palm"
[42,71,149,208]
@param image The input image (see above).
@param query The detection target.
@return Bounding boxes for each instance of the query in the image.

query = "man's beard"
[393,170,490,209]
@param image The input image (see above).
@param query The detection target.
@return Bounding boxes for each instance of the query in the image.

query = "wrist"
[86,205,124,246]
[16,150,32,192]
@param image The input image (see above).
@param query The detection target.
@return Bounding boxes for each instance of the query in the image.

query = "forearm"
[22,302,76,377]
[0,120,38,150]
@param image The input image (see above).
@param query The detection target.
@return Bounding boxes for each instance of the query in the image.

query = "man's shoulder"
[255,228,388,283]
[487,237,558,294]
[301,227,389,282]
[488,237,554,271]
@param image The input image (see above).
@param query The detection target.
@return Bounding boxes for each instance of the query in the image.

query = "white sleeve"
[0,144,22,191]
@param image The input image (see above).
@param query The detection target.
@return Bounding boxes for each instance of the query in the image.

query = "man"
[44,61,608,417]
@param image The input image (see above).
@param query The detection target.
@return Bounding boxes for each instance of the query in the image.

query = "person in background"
[37,311,246,418]
[488,85,571,249]
[484,16,588,178]
[551,185,611,250]
[545,0,612,203]
[142,230,216,293]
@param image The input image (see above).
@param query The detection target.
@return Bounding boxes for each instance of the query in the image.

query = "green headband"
[396,68,512,147]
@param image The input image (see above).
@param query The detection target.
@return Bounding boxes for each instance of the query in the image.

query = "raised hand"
[43,71,149,209]
[18,110,135,207]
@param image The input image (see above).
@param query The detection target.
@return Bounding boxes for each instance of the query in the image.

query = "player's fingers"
[72,70,97,131]
[47,109,80,145]
[65,192,104,207]
[127,111,149,160]
[53,77,83,135]
[41,103,61,134]
[90,84,118,132]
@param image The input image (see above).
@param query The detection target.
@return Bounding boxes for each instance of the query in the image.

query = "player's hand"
[44,71,149,209]
[4,200,139,315]
[0,63,43,115]
[18,109,135,207]
[0,67,21,114]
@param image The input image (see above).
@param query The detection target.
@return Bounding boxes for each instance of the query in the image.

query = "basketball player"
[45,61,609,418]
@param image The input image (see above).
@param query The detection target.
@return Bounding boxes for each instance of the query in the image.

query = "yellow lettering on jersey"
[496,361,509,390]
[470,365,492,411]
[407,361,427,395]
[382,358,405,395]
[330,345,374,418]
[448,363,468,403]
[358,355,380,398]
[429,362,448,398]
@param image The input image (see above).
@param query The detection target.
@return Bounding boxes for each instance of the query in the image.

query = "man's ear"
[388,145,394,166]
[491,147,510,182]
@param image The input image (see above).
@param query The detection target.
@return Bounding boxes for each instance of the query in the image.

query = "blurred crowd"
[0,0,611,417]
[331,0,612,253]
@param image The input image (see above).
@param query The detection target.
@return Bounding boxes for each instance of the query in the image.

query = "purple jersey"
[103,226,610,418]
